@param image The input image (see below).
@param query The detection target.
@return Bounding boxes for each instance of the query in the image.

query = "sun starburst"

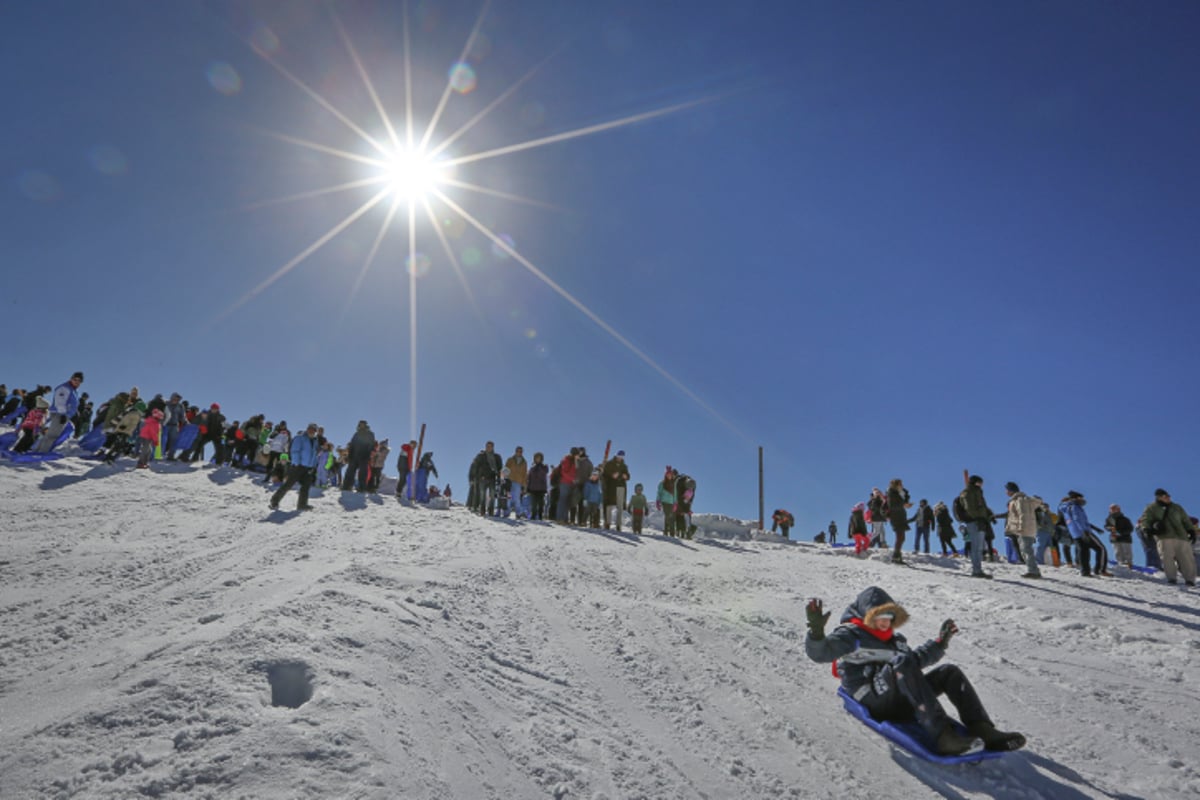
[215,1,743,440]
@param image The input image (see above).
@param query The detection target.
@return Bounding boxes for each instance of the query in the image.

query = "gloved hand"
[936,619,958,647]
[806,599,831,640]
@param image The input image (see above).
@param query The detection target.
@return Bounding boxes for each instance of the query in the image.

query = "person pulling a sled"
[804,586,1026,756]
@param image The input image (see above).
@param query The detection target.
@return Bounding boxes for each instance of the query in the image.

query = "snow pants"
[33,414,68,452]
[860,653,991,739]
[1157,538,1197,584]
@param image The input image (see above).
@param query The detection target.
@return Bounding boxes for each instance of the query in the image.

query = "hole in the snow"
[267,662,313,709]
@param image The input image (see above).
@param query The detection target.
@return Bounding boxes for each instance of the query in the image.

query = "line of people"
[839,474,1197,587]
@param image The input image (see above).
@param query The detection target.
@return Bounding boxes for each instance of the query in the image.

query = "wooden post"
[758,446,764,532]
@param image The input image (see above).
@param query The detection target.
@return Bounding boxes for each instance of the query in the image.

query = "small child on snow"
[12,397,50,453]
[628,483,649,534]
[136,408,164,469]
[583,470,603,528]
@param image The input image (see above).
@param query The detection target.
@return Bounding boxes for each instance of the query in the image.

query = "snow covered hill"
[1,458,1198,799]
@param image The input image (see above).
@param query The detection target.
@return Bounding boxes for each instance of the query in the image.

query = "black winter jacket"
[805,586,946,700]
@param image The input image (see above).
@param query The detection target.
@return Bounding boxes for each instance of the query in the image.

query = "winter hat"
[71,371,84,381]
[969,475,983,486]
[210,403,220,411]
[152,409,164,420]
[1154,488,1170,497]
[634,483,643,492]
[864,602,908,629]
[36,396,50,409]
[616,450,625,457]
[1005,481,1020,493]
[852,502,865,511]
[1067,490,1084,499]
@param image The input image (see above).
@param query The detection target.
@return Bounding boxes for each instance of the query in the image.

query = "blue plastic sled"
[0,431,16,451]
[0,423,73,463]
[79,425,107,452]
[173,424,200,454]
[837,687,1005,765]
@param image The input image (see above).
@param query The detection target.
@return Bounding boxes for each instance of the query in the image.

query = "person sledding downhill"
[804,586,1026,756]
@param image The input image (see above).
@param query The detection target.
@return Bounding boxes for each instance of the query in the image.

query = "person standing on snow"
[33,371,83,452]
[1001,482,1042,579]
[848,502,870,556]
[886,478,913,564]
[396,439,417,501]
[1140,489,1197,587]
[1104,504,1136,568]
[602,450,630,531]
[505,446,529,513]
[959,474,995,579]
[804,586,1026,756]
[656,466,678,536]
[526,452,550,521]
[270,423,322,511]
[867,488,888,548]
[342,420,375,492]
[1059,491,1105,577]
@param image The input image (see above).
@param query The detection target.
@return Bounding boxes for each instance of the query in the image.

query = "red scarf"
[850,617,895,641]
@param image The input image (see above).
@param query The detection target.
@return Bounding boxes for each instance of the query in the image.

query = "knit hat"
[1155,488,1170,497]
[616,450,625,457]
[36,396,50,409]
[1005,481,1020,493]
[1067,490,1084,499]
[969,475,984,486]
[71,371,84,381]
[210,403,220,411]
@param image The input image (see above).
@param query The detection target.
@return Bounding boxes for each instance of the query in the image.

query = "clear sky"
[5,0,1199,536]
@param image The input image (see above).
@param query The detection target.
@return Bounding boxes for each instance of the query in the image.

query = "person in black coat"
[342,420,376,492]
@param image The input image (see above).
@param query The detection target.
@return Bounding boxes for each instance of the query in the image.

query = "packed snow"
[2,456,1198,799]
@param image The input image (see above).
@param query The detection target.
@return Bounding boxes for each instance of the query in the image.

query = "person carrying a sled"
[804,586,1026,756]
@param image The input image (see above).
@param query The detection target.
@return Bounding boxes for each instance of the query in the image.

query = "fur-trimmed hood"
[839,586,909,629]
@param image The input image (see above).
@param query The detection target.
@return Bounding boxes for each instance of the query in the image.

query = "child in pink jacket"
[12,398,50,453]
[136,408,165,469]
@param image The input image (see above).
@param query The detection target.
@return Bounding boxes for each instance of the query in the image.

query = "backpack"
[952,492,972,523]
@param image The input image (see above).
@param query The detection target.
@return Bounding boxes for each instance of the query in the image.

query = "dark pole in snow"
[758,446,764,532]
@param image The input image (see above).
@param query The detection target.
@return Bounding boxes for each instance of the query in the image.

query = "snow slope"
[1,457,1198,799]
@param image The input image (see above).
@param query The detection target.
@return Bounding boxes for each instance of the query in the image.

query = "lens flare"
[461,246,483,267]
[206,62,242,95]
[406,252,432,277]
[17,170,60,202]
[448,63,477,94]
[490,233,515,260]
[88,145,128,176]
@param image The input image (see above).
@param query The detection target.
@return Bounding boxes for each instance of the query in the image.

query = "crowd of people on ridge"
[829,474,1197,588]
[2,374,700,534]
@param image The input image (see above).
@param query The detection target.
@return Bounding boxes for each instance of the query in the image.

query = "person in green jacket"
[1140,489,1197,586]
[628,483,649,535]
[656,467,677,536]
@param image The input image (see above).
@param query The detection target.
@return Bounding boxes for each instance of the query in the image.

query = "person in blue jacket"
[804,586,1025,756]
[1058,491,1105,577]
[270,423,321,511]
[33,371,83,452]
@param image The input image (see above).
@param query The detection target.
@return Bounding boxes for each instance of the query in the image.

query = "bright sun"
[383,148,451,200]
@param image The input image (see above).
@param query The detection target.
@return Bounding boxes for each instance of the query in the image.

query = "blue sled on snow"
[78,426,107,452]
[0,423,73,464]
[837,687,1005,765]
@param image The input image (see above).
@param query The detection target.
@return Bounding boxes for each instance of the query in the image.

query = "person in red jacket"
[136,409,165,469]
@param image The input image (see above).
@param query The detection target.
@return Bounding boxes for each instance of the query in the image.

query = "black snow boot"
[967,721,1027,751]
[935,724,984,756]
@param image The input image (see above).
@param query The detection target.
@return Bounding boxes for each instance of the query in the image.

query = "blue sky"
[5,0,1199,541]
